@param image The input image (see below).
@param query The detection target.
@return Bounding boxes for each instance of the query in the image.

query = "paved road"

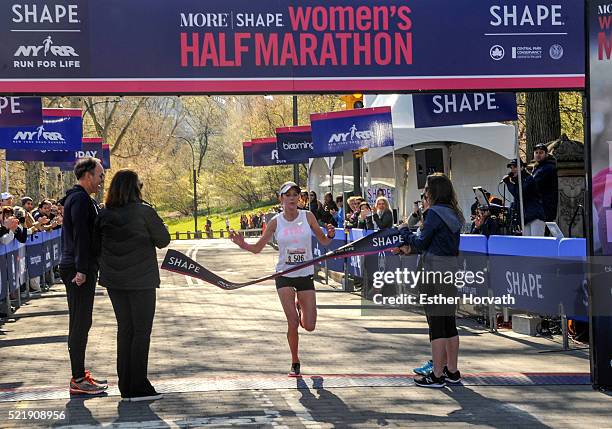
[0,240,610,428]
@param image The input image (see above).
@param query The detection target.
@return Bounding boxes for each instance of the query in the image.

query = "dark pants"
[60,265,98,380]
[107,288,157,398]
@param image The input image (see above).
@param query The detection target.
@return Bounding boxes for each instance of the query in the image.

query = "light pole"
[172,135,198,237]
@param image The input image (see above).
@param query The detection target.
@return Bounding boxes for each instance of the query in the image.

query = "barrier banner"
[26,234,45,278]
[0,0,584,93]
[0,246,7,300]
[412,92,518,128]
[5,241,19,292]
[51,230,62,265]
[0,96,42,127]
[16,243,27,286]
[311,107,393,156]
[0,108,82,151]
[43,234,53,271]
[587,0,612,388]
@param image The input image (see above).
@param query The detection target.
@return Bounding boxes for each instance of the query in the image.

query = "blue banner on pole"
[275,126,312,164]
[0,108,82,151]
[8,138,101,164]
[412,92,518,128]
[242,141,253,167]
[311,107,394,156]
[0,97,42,128]
[251,138,279,166]
[102,144,111,169]
[0,0,584,94]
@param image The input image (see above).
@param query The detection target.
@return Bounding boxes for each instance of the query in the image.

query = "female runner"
[230,181,335,377]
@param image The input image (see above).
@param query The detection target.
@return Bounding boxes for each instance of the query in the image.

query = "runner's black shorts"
[275,275,315,291]
[425,312,458,341]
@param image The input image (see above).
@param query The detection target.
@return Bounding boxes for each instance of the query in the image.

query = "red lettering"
[599,15,612,30]
[280,34,298,65]
[255,33,278,66]
[329,6,355,31]
[397,6,412,31]
[599,31,612,60]
[218,33,234,66]
[356,6,371,31]
[200,33,219,66]
[180,33,199,67]
[288,6,311,31]
[234,33,250,67]
[336,33,351,65]
[372,6,389,31]
[300,33,318,65]
[312,6,327,31]
[374,33,392,65]
[353,33,371,65]
[319,33,338,65]
[395,33,413,64]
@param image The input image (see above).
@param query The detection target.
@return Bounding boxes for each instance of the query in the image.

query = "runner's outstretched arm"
[229,218,277,254]
[306,211,334,246]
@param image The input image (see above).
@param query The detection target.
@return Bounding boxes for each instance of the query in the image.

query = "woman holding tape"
[398,173,464,388]
[230,181,335,377]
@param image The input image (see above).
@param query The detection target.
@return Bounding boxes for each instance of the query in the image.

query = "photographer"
[357,201,375,230]
[408,199,423,229]
[502,159,546,236]
[531,143,558,222]
[469,205,499,237]
[319,192,338,227]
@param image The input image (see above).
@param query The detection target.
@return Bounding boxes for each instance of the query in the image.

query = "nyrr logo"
[329,124,374,144]
[14,36,79,57]
[13,125,65,142]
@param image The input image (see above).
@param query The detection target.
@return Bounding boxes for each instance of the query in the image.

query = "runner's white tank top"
[274,210,314,277]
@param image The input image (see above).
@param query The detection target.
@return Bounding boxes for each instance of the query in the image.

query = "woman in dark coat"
[94,169,170,402]
[373,196,394,230]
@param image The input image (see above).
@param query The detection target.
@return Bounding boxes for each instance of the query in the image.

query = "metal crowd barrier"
[0,229,62,319]
[172,228,263,240]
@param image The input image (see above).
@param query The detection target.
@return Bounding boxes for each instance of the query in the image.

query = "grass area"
[164,203,277,235]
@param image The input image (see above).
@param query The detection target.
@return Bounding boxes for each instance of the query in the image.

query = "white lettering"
[490,5,563,26]
[0,97,23,115]
[12,4,79,24]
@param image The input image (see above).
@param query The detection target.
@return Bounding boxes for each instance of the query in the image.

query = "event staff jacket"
[93,201,170,290]
[59,185,100,274]
[532,157,559,222]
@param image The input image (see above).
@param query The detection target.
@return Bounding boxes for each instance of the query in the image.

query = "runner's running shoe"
[85,370,108,388]
[288,362,301,377]
[70,377,106,395]
[413,360,433,376]
[123,393,163,402]
[414,373,446,388]
[443,366,461,384]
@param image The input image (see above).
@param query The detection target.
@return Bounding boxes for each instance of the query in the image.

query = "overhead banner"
[7,137,101,163]
[102,144,111,169]
[311,107,393,156]
[412,92,518,128]
[587,0,612,389]
[251,138,279,166]
[0,97,42,127]
[0,0,584,94]
[0,108,82,151]
[275,126,312,164]
[242,141,253,167]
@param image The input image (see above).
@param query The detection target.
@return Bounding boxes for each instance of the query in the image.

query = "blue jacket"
[532,157,558,222]
[399,204,462,257]
[505,171,545,224]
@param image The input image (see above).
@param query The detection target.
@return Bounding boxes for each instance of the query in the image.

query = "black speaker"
[415,148,444,189]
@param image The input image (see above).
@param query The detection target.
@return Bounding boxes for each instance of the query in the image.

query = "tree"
[525,92,561,156]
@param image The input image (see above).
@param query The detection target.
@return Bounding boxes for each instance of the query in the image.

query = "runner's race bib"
[286,248,306,265]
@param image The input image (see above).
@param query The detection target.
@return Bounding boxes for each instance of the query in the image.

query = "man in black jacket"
[59,157,108,395]
[532,143,559,222]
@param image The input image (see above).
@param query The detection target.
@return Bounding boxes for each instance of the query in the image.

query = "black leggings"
[60,266,98,380]
[107,288,157,398]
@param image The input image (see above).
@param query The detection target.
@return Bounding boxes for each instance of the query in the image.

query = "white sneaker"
[123,393,163,402]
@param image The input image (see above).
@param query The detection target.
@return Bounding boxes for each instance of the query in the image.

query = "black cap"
[506,158,526,168]
[534,143,548,153]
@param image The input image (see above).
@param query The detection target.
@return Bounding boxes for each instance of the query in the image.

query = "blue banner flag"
[0,97,42,128]
[0,108,82,151]
[242,141,253,167]
[0,0,584,94]
[7,137,101,163]
[412,92,518,128]
[311,107,394,156]
[251,138,279,166]
[275,126,312,164]
[102,144,111,169]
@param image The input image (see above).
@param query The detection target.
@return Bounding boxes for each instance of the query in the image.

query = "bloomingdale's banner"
[0,1,584,94]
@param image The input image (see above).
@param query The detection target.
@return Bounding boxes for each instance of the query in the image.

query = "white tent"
[362,94,517,219]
